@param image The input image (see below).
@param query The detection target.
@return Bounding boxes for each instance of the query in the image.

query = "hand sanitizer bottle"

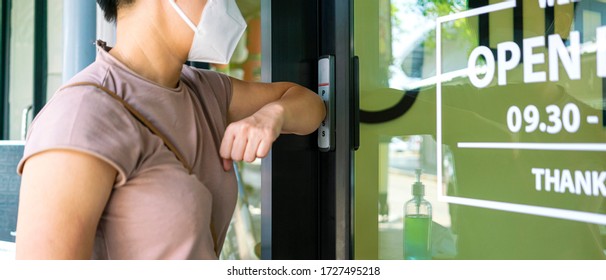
[404,169,432,260]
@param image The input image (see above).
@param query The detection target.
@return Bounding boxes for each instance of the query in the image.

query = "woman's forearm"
[266,85,326,135]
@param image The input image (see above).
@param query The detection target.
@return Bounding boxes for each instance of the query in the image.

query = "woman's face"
[163,0,209,59]
[174,0,208,27]
[165,0,248,64]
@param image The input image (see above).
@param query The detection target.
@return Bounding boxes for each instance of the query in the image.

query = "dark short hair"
[97,0,135,22]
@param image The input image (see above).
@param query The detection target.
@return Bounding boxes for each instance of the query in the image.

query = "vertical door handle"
[21,105,33,140]
[318,55,335,152]
[353,56,360,151]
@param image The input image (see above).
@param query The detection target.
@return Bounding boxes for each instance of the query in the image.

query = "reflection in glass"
[403,169,433,260]
[356,0,606,260]
[378,136,456,260]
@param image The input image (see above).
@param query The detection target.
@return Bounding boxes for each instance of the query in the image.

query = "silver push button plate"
[318,55,335,151]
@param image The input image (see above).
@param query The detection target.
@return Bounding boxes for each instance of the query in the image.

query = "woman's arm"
[220,78,325,170]
[16,150,116,259]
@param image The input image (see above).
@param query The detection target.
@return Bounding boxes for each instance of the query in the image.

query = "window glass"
[355,0,606,259]
[6,0,62,141]
[0,0,5,138]
[8,0,34,141]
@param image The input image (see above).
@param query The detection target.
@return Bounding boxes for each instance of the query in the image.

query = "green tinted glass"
[354,0,606,260]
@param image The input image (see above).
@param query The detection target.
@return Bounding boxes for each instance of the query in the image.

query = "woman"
[15,0,325,259]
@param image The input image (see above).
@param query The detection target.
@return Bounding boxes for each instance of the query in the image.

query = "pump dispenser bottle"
[404,169,432,260]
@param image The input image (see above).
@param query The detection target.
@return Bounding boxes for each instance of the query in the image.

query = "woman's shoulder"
[181,66,233,114]
[40,59,134,126]
[182,66,232,93]
[19,70,145,184]
[65,58,112,85]
[37,68,136,132]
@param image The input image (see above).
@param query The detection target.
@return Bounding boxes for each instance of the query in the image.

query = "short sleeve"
[213,71,234,116]
[186,67,233,122]
[17,86,144,186]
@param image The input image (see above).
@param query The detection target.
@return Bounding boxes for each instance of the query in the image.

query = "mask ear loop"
[168,0,199,32]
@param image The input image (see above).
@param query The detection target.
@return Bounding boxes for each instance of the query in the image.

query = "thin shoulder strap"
[61,82,193,174]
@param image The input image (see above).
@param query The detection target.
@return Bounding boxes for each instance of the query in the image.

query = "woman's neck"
[109,11,190,88]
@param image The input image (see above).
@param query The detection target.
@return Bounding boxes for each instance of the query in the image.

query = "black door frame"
[260,0,356,260]
[33,0,48,117]
[1,0,11,139]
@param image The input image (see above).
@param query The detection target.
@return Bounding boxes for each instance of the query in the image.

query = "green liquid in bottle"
[404,214,431,260]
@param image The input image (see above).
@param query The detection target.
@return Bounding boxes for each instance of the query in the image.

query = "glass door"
[353,0,606,259]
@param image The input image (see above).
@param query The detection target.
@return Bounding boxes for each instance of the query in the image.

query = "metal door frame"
[260,0,356,260]
[1,0,11,139]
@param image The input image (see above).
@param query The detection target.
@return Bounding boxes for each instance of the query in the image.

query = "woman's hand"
[221,78,326,170]
[220,103,284,171]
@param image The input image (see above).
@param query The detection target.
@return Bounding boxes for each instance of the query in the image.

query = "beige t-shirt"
[17,43,238,259]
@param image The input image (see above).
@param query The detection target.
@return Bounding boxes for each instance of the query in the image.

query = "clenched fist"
[219,103,285,171]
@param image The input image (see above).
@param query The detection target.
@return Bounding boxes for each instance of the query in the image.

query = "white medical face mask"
[168,0,247,64]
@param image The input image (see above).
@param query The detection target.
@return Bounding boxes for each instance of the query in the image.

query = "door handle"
[318,55,335,152]
[21,105,33,140]
[353,56,360,151]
